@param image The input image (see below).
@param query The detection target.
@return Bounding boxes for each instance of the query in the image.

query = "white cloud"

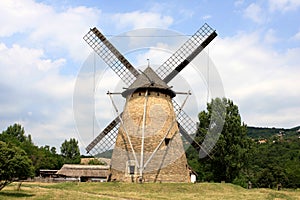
[134,45,172,68]
[202,15,212,20]
[292,30,300,40]
[0,2,173,151]
[235,0,245,7]
[28,6,100,61]
[112,11,173,30]
[0,42,76,149]
[269,0,300,12]
[0,0,104,151]
[243,3,265,24]
[0,0,100,61]
[264,29,279,44]
[210,32,300,128]
[179,9,195,19]
[0,43,65,85]
[0,0,49,37]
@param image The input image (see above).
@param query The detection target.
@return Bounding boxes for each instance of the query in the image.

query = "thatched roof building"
[56,164,110,181]
[39,169,59,178]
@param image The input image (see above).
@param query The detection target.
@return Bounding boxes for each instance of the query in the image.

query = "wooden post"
[277,183,282,191]
[16,182,22,191]
[247,181,252,189]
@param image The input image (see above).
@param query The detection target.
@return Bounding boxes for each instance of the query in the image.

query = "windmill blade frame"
[178,123,201,151]
[86,116,120,155]
[156,23,217,83]
[174,97,221,158]
[83,23,220,161]
[179,123,217,159]
[172,99,197,136]
[83,27,139,86]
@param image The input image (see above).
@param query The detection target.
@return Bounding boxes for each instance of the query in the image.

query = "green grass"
[0,182,299,200]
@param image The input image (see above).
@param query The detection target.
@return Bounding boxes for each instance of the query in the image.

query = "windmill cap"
[122,67,176,98]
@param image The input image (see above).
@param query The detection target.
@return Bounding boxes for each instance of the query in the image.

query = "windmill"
[83,23,217,183]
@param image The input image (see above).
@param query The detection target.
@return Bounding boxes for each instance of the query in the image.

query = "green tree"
[35,146,64,172]
[249,138,300,188]
[88,158,105,165]
[0,124,29,146]
[187,98,254,184]
[0,141,34,190]
[0,124,64,175]
[51,147,57,154]
[60,138,81,164]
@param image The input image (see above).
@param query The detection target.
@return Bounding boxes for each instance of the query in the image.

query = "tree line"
[187,98,300,189]
[1,98,299,190]
[0,124,80,190]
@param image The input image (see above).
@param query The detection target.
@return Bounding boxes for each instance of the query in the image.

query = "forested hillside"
[246,126,300,188]
[247,126,300,138]
[187,98,300,189]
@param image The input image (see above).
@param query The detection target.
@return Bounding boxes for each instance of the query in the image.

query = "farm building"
[39,169,59,178]
[56,164,110,182]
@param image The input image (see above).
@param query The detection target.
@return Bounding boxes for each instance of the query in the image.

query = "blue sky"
[1,0,300,152]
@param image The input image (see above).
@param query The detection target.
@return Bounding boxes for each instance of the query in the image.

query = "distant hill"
[83,126,300,158]
[94,149,113,158]
[247,125,300,138]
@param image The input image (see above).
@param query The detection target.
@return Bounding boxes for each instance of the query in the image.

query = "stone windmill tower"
[83,23,217,183]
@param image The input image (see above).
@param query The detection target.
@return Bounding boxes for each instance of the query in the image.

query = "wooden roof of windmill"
[122,67,176,97]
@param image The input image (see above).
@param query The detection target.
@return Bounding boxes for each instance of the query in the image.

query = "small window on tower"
[165,138,170,146]
[129,165,135,175]
[126,160,137,176]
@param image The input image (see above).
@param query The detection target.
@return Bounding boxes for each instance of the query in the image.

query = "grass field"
[0,182,299,200]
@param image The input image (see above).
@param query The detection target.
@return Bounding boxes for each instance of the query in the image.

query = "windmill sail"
[178,123,201,150]
[172,99,197,136]
[83,23,219,165]
[83,27,139,86]
[156,23,217,83]
[174,99,219,157]
[86,116,120,155]
[179,123,217,158]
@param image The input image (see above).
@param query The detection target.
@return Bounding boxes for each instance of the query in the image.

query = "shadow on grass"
[0,191,34,198]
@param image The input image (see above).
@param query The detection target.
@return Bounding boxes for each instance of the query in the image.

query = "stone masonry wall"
[110,91,190,182]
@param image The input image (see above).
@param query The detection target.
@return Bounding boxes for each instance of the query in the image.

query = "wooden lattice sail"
[83,23,218,183]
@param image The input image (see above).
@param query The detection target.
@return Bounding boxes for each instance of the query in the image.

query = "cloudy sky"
[1,0,299,153]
